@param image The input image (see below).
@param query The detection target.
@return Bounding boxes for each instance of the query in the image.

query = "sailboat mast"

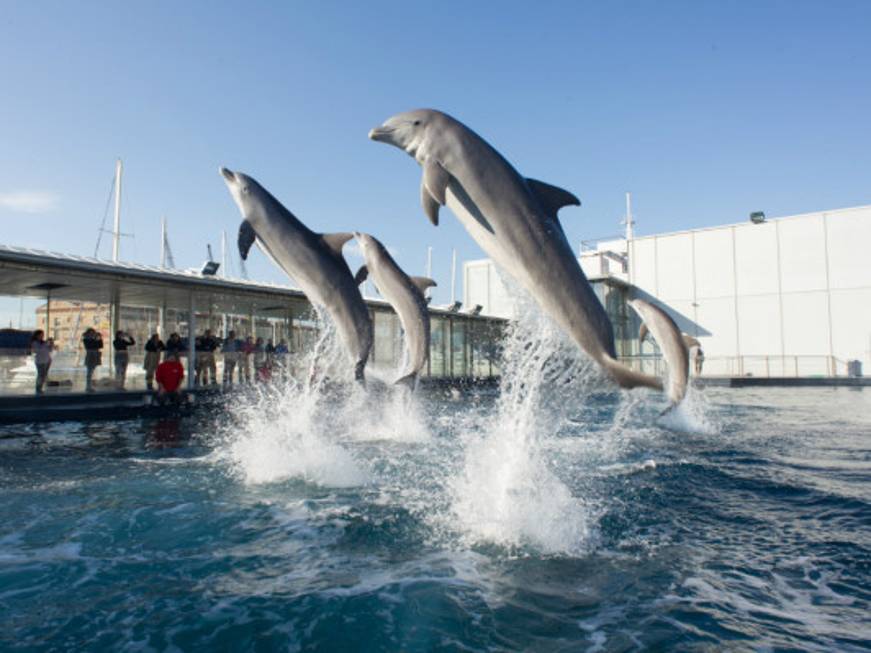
[112,159,123,262]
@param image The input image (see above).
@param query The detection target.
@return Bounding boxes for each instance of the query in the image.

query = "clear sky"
[1,1,869,313]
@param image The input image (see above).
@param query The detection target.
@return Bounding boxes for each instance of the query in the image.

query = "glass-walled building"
[0,245,505,395]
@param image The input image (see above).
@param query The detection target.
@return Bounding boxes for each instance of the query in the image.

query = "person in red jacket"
[154,353,185,405]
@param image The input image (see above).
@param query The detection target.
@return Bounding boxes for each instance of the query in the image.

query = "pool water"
[1,381,869,652]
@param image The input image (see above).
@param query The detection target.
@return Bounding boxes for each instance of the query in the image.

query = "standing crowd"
[28,327,290,396]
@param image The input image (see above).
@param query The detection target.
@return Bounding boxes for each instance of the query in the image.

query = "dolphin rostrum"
[220,167,373,381]
[630,298,689,407]
[353,232,435,389]
[369,109,679,399]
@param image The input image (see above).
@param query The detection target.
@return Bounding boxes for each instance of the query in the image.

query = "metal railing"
[619,354,854,378]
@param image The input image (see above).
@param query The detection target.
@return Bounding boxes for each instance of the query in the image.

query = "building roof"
[0,244,500,321]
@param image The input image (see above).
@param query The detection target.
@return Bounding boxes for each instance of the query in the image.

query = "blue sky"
[1,1,869,313]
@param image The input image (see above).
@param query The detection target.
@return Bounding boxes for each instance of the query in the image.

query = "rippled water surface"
[1,382,869,652]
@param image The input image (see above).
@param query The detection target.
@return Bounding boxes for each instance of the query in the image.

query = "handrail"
[618,353,854,378]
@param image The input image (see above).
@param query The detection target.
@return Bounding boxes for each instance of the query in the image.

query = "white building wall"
[463,259,515,319]
[629,204,871,375]
[464,204,871,376]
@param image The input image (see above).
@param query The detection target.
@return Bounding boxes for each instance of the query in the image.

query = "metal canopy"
[0,244,310,313]
[0,244,500,321]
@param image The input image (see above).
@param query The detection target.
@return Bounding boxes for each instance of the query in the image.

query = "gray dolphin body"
[630,298,689,407]
[369,109,675,397]
[220,168,373,381]
[353,232,435,388]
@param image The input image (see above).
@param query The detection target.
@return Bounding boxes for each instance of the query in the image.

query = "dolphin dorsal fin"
[639,323,649,343]
[409,276,437,295]
[238,221,256,261]
[322,232,353,258]
[354,265,369,285]
[526,178,581,217]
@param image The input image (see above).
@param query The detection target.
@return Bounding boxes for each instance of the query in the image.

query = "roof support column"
[110,288,120,378]
[188,291,196,390]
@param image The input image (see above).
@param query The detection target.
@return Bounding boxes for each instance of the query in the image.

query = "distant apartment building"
[36,302,160,352]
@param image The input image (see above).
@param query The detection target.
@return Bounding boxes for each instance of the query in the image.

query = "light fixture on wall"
[750,211,766,224]
[201,244,220,276]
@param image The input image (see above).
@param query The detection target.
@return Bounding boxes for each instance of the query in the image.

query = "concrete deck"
[699,377,870,388]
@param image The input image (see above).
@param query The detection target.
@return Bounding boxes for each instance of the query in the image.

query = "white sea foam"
[214,311,368,488]
[660,384,719,435]
[448,286,599,555]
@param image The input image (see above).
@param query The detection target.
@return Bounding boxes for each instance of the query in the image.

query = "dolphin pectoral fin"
[354,265,369,285]
[238,221,256,261]
[322,232,354,258]
[421,180,440,226]
[526,178,581,217]
[423,158,449,205]
[409,276,437,295]
[639,323,649,343]
[602,355,664,392]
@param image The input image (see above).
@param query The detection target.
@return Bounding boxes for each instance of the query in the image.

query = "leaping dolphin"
[353,232,435,389]
[220,167,373,382]
[369,109,684,402]
[630,298,689,408]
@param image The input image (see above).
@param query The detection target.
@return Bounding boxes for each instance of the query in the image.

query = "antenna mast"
[450,248,457,304]
[221,230,228,278]
[623,191,634,241]
[112,159,123,262]
[426,246,433,298]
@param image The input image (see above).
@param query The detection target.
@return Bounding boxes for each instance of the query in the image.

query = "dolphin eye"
[242,186,249,194]
[413,120,421,126]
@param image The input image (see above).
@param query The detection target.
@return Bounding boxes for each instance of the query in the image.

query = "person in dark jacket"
[82,328,103,392]
[222,330,240,385]
[195,329,219,386]
[143,333,165,391]
[113,330,135,390]
[31,329,54,395]
[164,333,183,358]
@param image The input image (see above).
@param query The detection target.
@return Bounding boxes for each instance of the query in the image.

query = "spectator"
[82,328,103,392]
[154,352,185,405]
[251,338,266,381]
[694,346,705,376]
[274,339,289,378]
[253,337,267,382]
[113,330,135,390]
[164,333,183,359]
[143,333,165,391]
[222,330,240,385]
[195,329,219,386]
[241,336,254,383]
[31,329,54,395]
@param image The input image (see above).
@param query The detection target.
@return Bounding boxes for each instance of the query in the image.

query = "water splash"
[660,384,719,435]
[448,285,600,555]
[213,308,432,487]
[213,310,369,487]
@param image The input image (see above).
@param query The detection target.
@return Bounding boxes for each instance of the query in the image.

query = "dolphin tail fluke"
[395,372,417,392]
[601,355,664,393]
